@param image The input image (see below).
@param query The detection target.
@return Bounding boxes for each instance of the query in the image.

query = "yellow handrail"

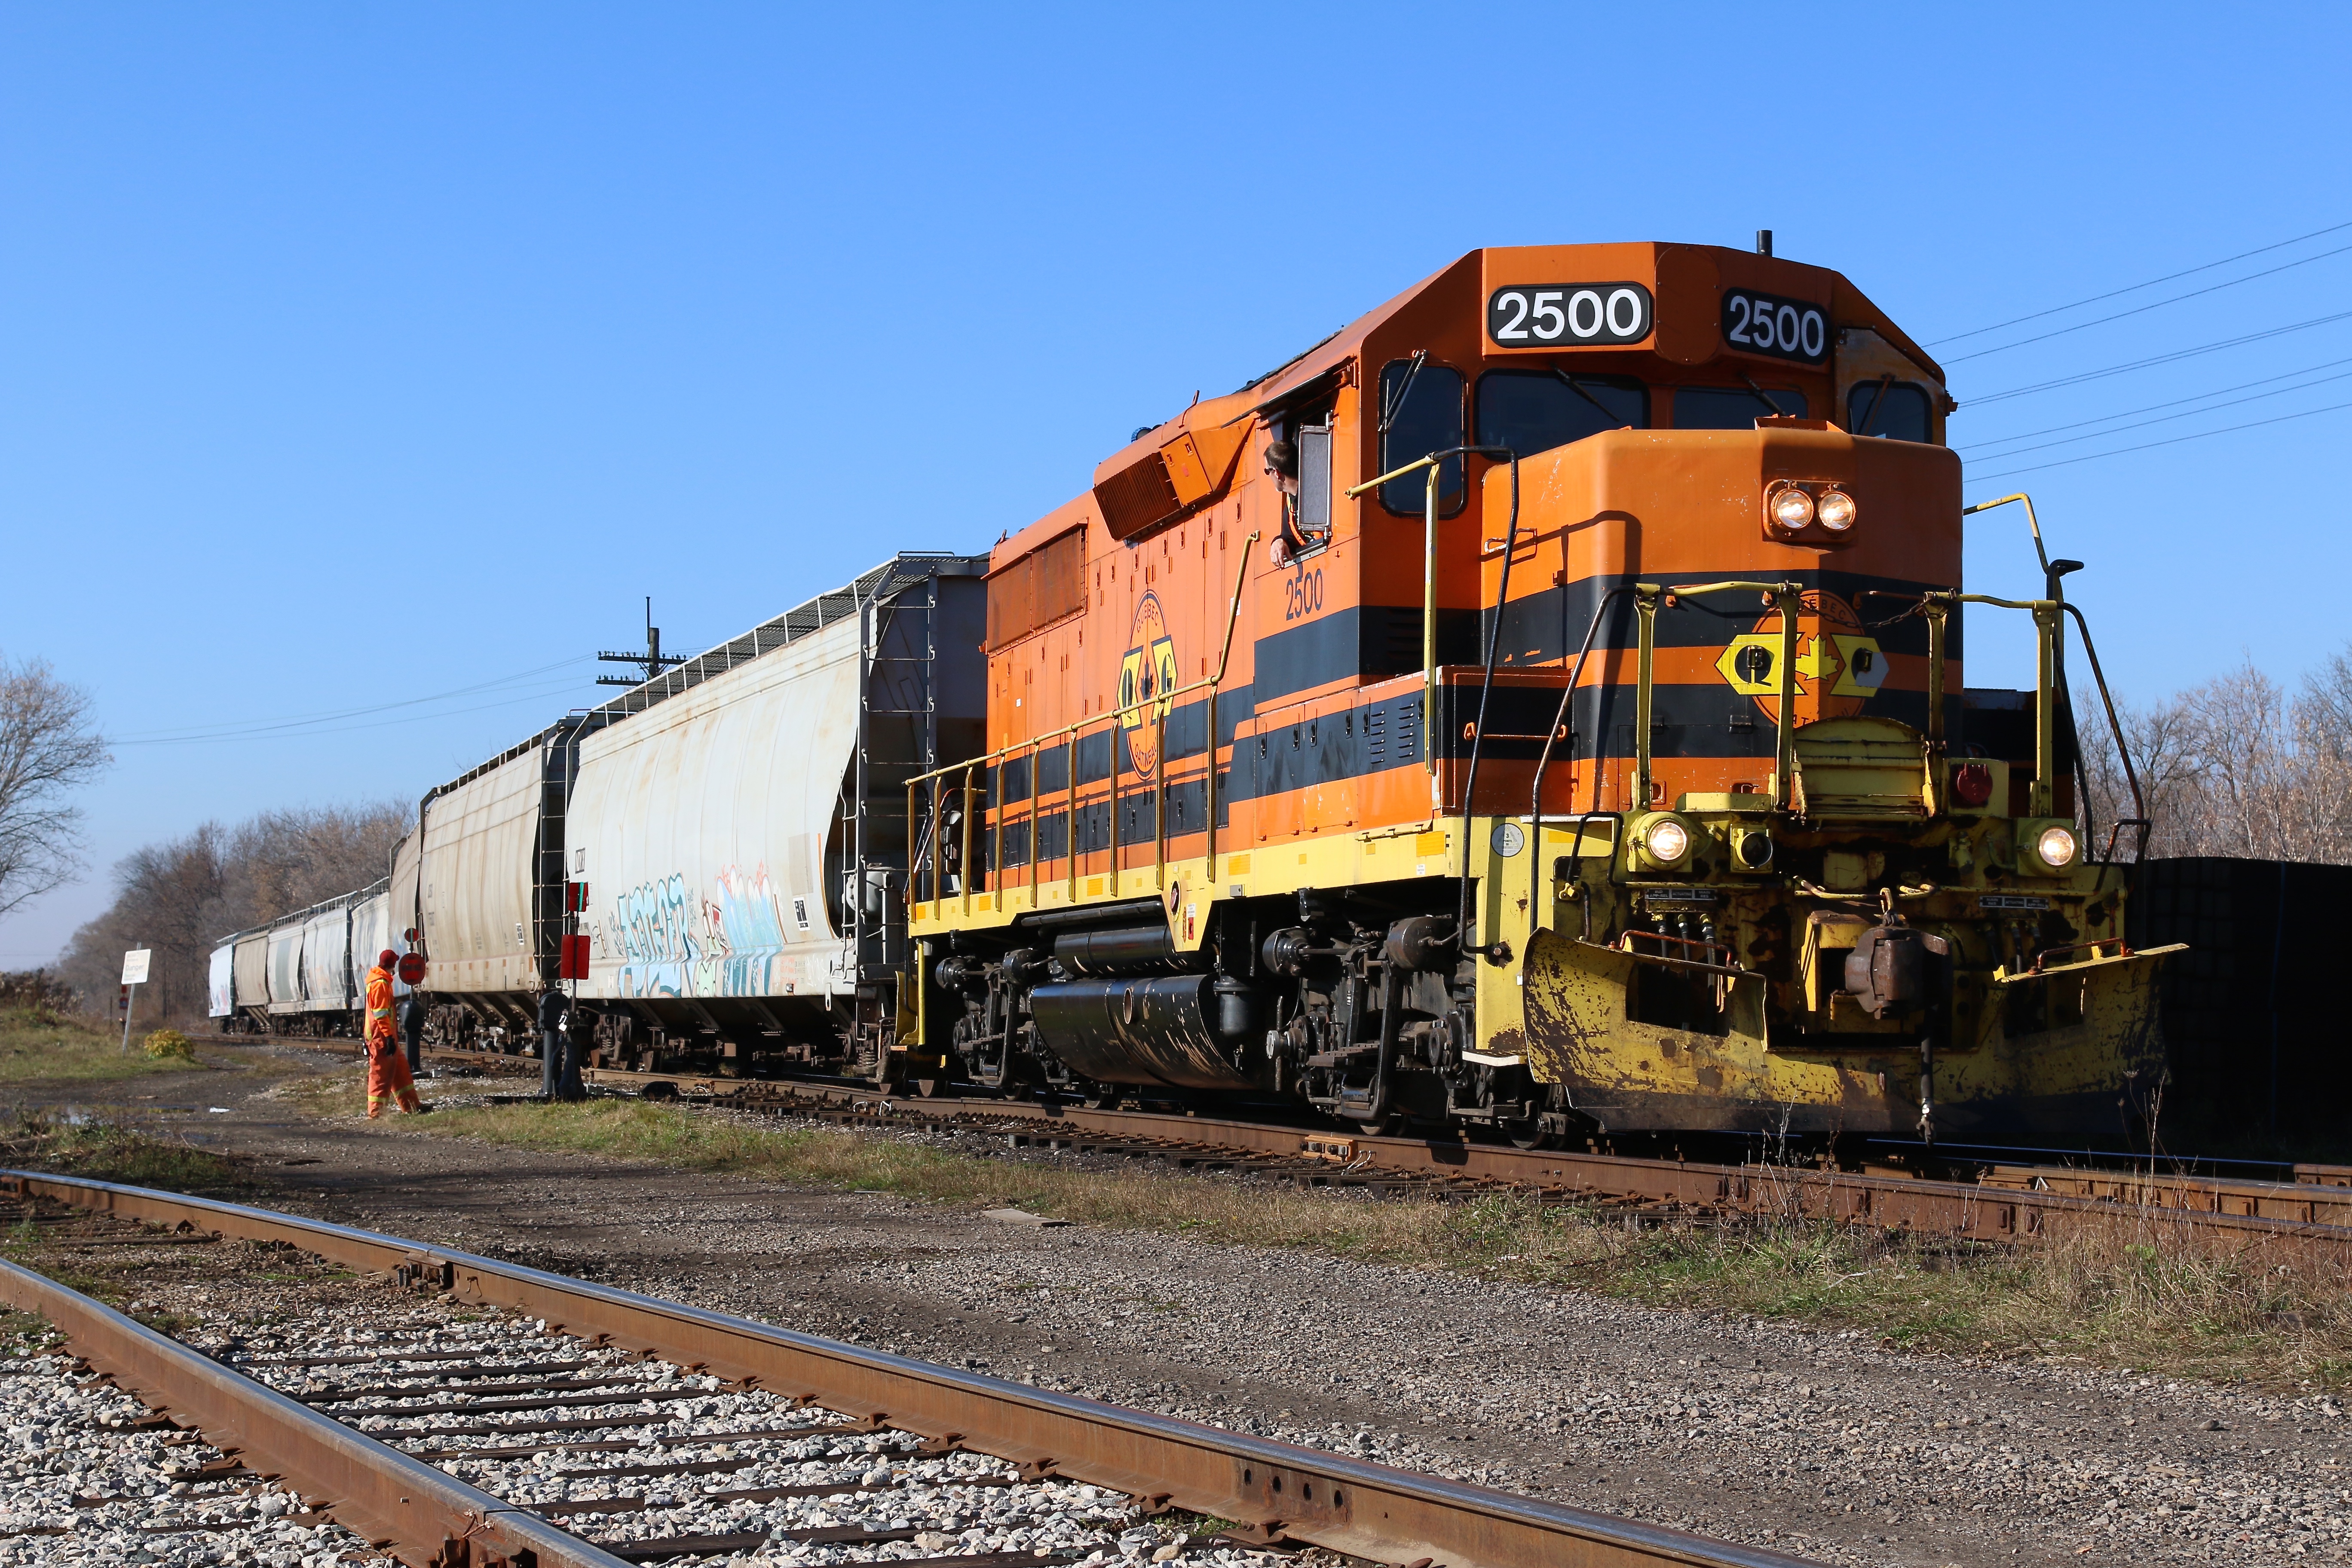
[1347,455,1445,778]
[907,532,1260,908]
[1926,591,2064,819]
[1642,581,1802,810]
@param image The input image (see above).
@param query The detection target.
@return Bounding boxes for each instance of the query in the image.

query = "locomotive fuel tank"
[1048,923,1193,976]
[1026,973,1266,1090]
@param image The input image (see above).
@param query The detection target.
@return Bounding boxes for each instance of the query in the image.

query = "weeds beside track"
[358,1090,2352,1391]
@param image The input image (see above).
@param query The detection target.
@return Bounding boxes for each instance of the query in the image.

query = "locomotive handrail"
[2059,600,2150,865]
[1643,581,1802,815]
[1960,488,2150,865]
[1529,590,1635,946]
[1925,590,2145,869]
[1348,453,1449,782]
[1923,592,2064,821]
[905,532,1260,912]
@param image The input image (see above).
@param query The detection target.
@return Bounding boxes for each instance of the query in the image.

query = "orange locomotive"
[907,241,2174,1153]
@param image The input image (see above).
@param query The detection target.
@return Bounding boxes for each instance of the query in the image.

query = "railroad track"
[568,1068,2352,1259]
[0,1170,1818,1568]
[227,1037,2352,1255]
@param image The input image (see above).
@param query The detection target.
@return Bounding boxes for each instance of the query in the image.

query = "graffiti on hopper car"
[601,864,813,998]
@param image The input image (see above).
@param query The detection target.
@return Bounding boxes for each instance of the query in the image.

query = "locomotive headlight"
[2035,824,2079,869]
[1769,484,1815,529]
[1816,489,1857,530]
[1732,828,1775,870]
[1632,812,1693,870]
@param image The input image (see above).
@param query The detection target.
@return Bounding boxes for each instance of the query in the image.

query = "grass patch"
[0,1005,211,1083]
[399,1096,2352,1390]
[0,1112,250,1195]
[274,1062,460,1119]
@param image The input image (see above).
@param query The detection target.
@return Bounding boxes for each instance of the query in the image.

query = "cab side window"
[1295,423,1333,536]
[1673,386,1806,428]
[1475,371,1645,458]
[1848,381,1934,443]
[1378,360,1465,515]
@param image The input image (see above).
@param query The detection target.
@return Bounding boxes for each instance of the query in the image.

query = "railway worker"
[557,1001,591,1102]
[538,985,570,1100]
[362,950,425,1118]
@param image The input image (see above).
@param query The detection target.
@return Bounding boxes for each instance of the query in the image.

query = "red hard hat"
[378,949,399,968]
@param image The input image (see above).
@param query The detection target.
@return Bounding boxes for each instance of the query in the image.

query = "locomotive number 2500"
[1487,282,1654,347]
[1722,289,1828,364]
[1283,566,1324,622]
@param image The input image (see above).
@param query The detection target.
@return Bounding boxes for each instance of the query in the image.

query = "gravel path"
[13,1046,2352,1567]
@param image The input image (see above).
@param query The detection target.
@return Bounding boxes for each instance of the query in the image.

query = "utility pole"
[597,597,691,689]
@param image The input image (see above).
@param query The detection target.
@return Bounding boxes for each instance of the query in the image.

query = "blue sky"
[3,3,2347,963]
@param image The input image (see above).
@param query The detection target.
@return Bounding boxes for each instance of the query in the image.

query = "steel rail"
[0,1252,632,1568]
[241,1035,2352,1245]
[0,1169,1820,1568]
[572,1069,2352,1256]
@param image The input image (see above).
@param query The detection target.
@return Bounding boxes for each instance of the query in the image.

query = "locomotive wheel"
[1082,1084,1121,1110]
[1502,1116,1559,1151]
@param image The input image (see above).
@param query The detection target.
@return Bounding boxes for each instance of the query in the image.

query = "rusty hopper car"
[905,240,2179,1150]
[397,554,985,1070]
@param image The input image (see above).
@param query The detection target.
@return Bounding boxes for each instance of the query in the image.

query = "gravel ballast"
[0,1342,393,1567]
[12,1050,2351,1567]
[197,1301,1291,1568]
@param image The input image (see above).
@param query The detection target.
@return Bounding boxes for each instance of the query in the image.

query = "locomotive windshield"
[1473,370,1645,457]
[1672,385,1807,427]
[1848,380,1935,441]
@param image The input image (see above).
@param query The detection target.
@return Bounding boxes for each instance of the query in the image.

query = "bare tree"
[56,800,411,1020]
[0,655,111,918]
[2083,648,2352,864]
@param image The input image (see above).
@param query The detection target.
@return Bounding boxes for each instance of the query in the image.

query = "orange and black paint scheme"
[906,242,2178,1156]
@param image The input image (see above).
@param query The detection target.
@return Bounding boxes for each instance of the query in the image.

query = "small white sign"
[120,949,151,986]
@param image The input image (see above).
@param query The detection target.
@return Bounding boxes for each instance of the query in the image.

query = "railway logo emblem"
[1119,591,1179,779]
[1713,591,1886,722]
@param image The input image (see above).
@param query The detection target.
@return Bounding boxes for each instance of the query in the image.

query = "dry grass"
[379,1093,2352,1391]
[272,1061,459,1119]
[0,1004,211,1083]
[0,1110,251,1195]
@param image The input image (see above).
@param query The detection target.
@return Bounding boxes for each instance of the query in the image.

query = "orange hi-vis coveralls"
[364,965,423,1118]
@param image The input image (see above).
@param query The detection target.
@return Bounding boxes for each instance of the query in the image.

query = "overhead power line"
[110,680,592,747]
[1958,366,2352,461]
[1958,353,2352,453]
[1966,397,2352,481]
[1968,308,2352,406]
[1927,218,2352,346]
[1942,242,2352,364]
[110,656,594,744]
